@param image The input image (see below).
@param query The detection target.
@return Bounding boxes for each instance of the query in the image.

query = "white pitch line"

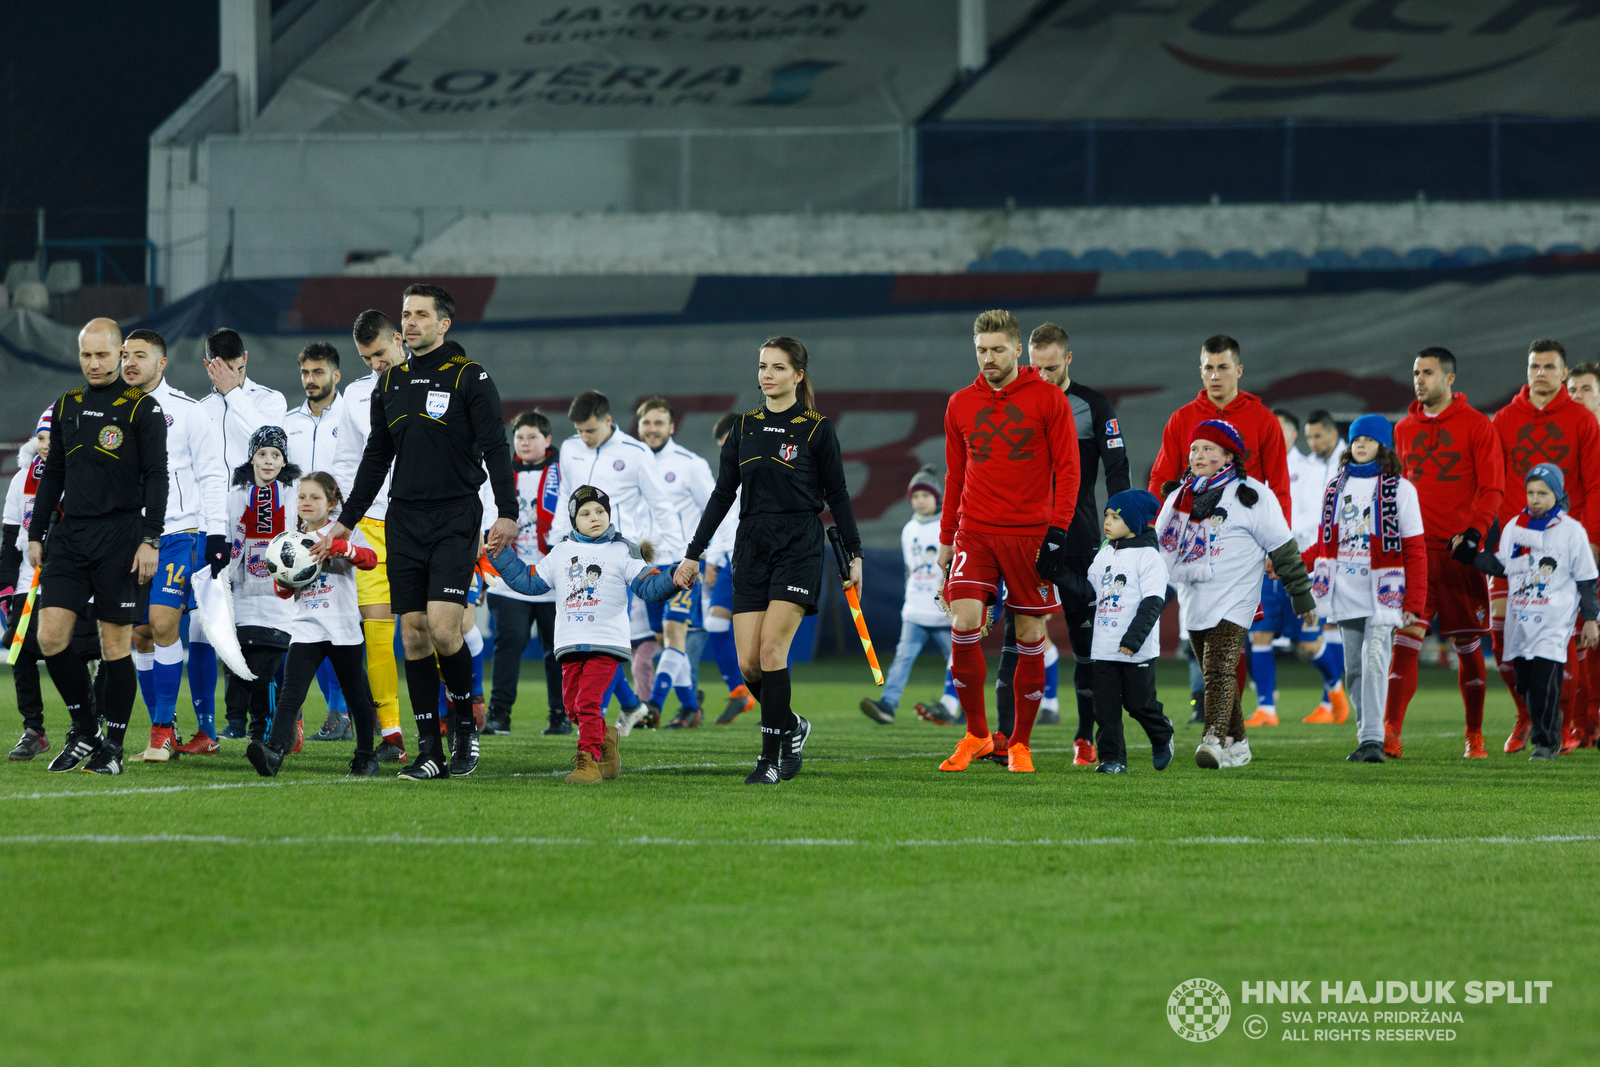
[0,834,1597,849]
[0,730,1513,803]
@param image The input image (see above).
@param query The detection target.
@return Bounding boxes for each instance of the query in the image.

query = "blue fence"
[919,115,1600,209]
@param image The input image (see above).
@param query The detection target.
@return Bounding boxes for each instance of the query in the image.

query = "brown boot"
[564,750,602,784]
[600,726,620,780]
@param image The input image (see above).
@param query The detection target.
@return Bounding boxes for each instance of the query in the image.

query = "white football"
[264,531,323,588]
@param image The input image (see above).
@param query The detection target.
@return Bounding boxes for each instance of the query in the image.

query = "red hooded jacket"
[1394,392,1505,547]
[1493,385,1600,546]
[1147,388,1291,518]
[942,366,1080,545]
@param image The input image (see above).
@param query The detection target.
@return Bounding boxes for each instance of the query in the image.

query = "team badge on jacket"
[98,425,123,450]
[780,443,798,461]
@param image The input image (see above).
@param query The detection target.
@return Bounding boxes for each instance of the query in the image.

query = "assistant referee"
[31,318,168,775]
[322,284,517,780]
[675,336,861,785]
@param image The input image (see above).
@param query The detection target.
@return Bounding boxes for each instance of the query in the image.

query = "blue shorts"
[709,561,735,613]
[1251,576,1317,643]
[144,531,205,617]
[647,561,700,629]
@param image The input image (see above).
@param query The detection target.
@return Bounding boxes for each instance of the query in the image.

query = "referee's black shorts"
[37,515,151,624]
[731,513,827,616]
[385,498,482,615]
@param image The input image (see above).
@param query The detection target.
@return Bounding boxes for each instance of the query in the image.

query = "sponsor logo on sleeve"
[1106,418,1120,435]
[1107,437,1125,449]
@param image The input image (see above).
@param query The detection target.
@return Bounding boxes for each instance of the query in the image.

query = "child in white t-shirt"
[1302,415,1427,764]
[490,485,677,783]
[860,466,950,724]
[1473,463,1600,761]
[1157,419,1313,770]
[244,472,380,778]
[226,426,300,747]
[1082,490,1175,774]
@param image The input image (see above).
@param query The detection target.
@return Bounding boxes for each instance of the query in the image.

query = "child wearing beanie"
[1302,414,1426,764]
[489,485,679,782]
[226,425,302,749]
[860,466,950,724]
[1472,462,1600,761]
[1158,418,1314,769]
[1079,489,1175,773]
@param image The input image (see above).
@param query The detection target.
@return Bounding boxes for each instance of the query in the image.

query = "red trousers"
[563,653,620,760]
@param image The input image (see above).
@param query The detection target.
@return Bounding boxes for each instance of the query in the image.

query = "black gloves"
[1036,526,1071,581]
[206,534,230,578]
[1054,567,1096,608]
[1451,527,1482,566]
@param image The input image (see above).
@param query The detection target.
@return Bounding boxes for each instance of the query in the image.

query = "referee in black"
[320,284,518,780]
[674,336,861,785]
[32,317,168,775]
[991,323,1130,759]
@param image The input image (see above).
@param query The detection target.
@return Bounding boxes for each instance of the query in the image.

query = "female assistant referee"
[674,336,862,785]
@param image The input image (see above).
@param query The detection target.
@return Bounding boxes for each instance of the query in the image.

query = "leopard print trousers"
[1190,620,1248,742]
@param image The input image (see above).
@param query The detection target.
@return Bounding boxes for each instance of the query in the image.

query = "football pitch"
[1,657,1595,1066]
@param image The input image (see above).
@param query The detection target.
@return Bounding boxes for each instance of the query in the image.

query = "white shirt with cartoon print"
[1497,510,1599,663]
[900,513,947,627]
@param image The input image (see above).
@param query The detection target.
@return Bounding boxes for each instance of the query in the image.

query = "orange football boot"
[939,732,995,772]
[1007,742,1034,773]
[1328,684,1350,724]
[1072,738,1097,765]
[1302,703,1336,724]
[1463,731,1488,759]
[1504,716,1531,754]
[1383,727,1402,760]
[1243,708,1278,727]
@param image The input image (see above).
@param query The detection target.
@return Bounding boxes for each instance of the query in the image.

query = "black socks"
[405,656,441,751]
[438,643,475,728]
[100,657,137,746]
[758,668,794,761]
[43,649,93,732]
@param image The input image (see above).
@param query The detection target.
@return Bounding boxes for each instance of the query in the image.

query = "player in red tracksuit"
[1387,348,1504,759]
[1492,340,1600,753]
[1148,335,1292,718]
[938,309,1080,775]
[1566,360,1600,747]
[1147,335,1291,518]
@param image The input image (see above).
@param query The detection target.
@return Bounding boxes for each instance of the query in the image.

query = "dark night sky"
[2,1,217,276]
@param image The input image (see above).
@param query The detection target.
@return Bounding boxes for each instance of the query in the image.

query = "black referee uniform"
[995,380,1130,741]
[685,400,860,779]
[337,338,516,775]
[31,381,168,772]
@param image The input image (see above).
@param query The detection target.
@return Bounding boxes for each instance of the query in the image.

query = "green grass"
[1,656,1597,1066]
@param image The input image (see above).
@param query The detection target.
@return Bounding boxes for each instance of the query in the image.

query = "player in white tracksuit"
[119,334,231,760]
[195,328,288,740]
[634,398,716,728]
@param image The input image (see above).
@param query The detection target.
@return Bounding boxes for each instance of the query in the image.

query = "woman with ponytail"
[674,336,861,785]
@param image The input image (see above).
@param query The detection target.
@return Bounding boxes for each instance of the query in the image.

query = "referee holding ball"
[675,336,861,785]
[320,284,518,780]
[33,318,169,775]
